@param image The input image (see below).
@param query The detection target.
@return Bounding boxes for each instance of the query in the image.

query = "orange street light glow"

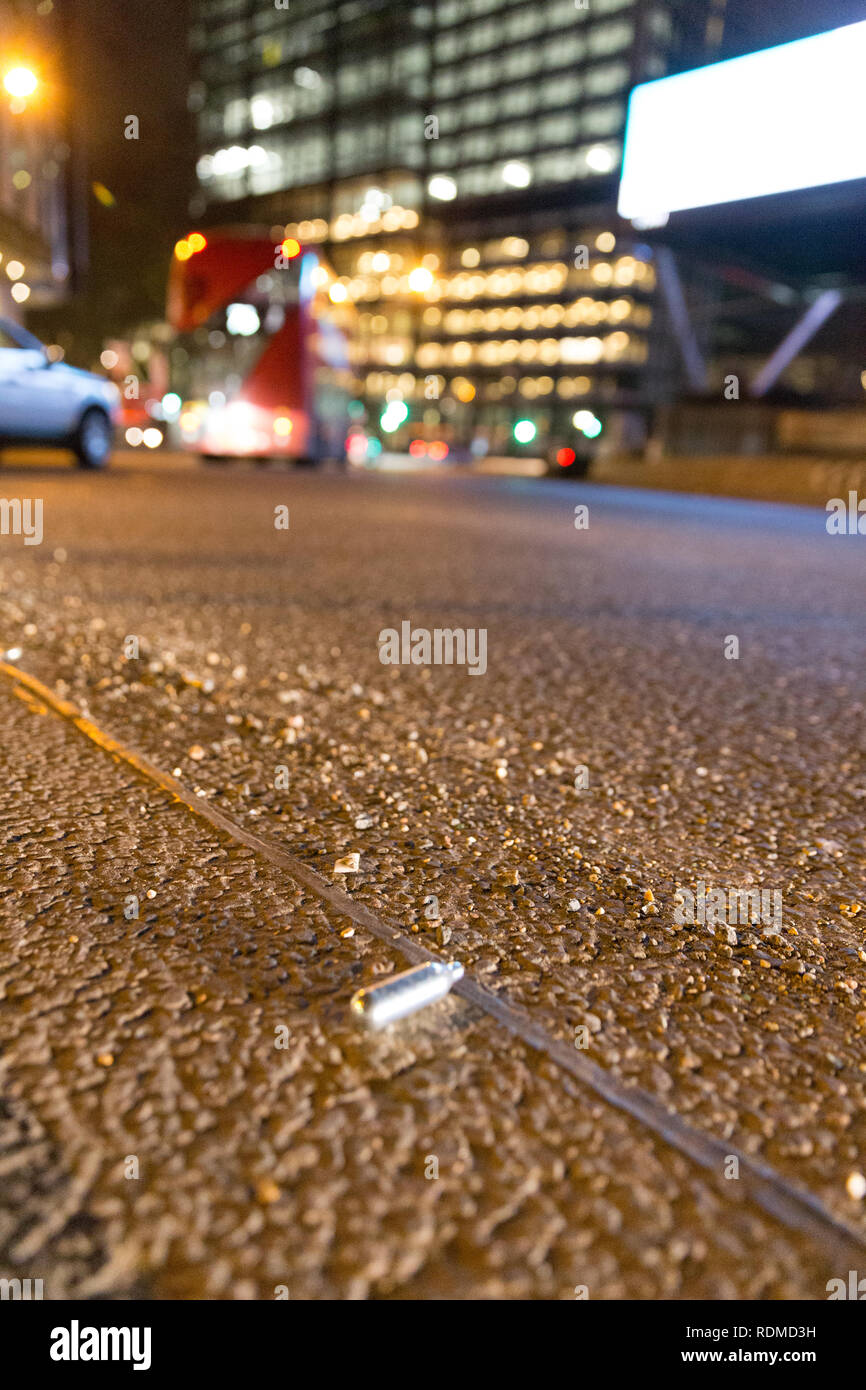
[187,232,207,253]
[174,239,193,261]
[281,237,300,258]
[3,67,38,99]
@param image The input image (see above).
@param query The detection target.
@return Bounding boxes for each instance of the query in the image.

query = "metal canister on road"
[350,960,464,1030]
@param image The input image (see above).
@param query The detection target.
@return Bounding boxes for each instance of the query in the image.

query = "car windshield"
[0,319,44,352]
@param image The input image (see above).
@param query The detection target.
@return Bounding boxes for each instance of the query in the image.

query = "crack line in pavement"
[3,654,865,1267]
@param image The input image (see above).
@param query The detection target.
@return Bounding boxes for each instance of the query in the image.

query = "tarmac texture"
[0,452,863,1298]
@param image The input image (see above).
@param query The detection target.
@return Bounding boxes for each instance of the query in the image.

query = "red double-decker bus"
[166,228,355,464]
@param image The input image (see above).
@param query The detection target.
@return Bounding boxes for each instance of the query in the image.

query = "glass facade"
[189,0,715,448]
[189,1,659,206]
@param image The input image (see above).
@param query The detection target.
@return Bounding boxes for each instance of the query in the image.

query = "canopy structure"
[617,19,866,403]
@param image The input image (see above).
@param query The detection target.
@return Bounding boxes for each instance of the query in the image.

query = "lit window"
[461,132,494,162]
[588,20,634,57]
[223,98,248,138]
[583,103,625,138]
[428,175,457,200]
[502,161,531,188]
[586,143,618,173]
[539,113,580,146]
[504,48,538,79]
[250,96,275,129]
[586,62,630,97]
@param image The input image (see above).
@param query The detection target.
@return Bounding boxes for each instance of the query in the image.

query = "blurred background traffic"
[2,0,866,477]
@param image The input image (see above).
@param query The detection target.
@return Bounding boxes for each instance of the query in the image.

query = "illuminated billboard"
[618,20,866,226]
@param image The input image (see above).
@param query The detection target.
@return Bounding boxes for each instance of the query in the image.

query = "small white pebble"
[334,853,360,874]
[567,899,581,912]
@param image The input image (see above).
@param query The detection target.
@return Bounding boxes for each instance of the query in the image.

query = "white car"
[0,317,120,468]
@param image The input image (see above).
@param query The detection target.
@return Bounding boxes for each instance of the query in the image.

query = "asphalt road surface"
[0,447,864,1300]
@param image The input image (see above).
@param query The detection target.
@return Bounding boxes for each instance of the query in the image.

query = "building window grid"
[435,60,630,137]
[195,5,636,95]
[432,0,636,42]
[192,0,641,198]
[192,1,658,415]
[199,73,627,182]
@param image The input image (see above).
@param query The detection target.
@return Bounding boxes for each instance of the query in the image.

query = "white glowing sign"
[618,20,866,224]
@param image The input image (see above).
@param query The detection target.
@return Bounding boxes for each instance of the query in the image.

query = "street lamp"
[3,67,38,100]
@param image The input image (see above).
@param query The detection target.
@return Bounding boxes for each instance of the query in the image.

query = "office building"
[188,0,721,452]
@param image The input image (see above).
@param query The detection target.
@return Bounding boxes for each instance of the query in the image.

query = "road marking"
[1,654,864,1265]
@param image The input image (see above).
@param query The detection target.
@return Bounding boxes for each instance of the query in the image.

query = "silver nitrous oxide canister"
[350,960,464,1030]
